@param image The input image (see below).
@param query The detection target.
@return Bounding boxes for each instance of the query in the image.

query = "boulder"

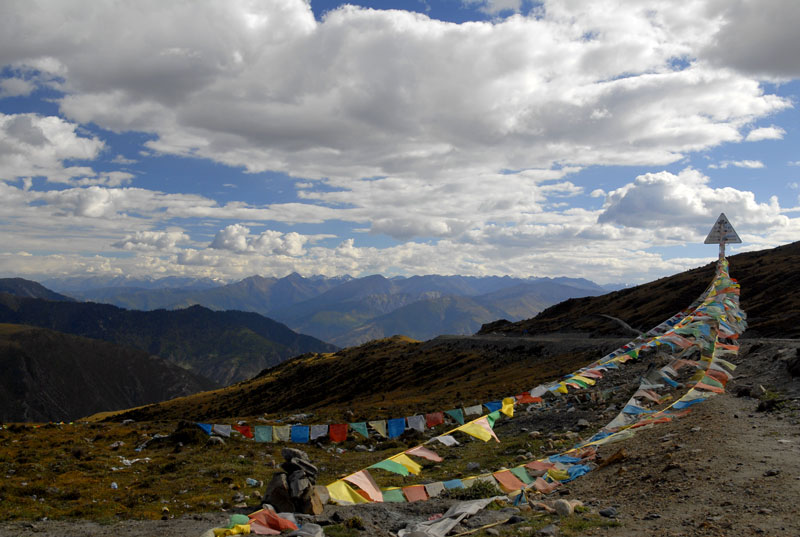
[263,473,295,513]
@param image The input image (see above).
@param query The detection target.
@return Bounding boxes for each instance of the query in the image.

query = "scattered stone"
[599,507,618,518]
[690,427,702,433]
[466,462,481,472]
[354,445,369,452]
[109,441,124,450]
[758,508,773,515]
[538,523,560,536]
[506,515,525,524]
[576,419,590,429]
[644,513,661,520]
[486,529,500,536]
[122,419,135,425]
[528,431,541,438]
[763,469,780,477]
[207,436,225,445]
[553,499,574,517]
[287,522,324,537]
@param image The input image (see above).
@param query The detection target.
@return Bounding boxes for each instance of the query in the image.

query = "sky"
[1,0,799,285]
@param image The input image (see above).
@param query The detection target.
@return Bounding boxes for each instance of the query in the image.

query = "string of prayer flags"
[329,423,348,443]
[326,480,369,505]
[310,424,328,441]
[387,418,406,438]
[233,425,253,439]
[290,425,309,444]
[254,425,272,443]
[444,408,464,425]
[343,470,383,502]
[369,420,387,438]
[350,422,369,438]
[407,414,426,433]
[425,412,444,428]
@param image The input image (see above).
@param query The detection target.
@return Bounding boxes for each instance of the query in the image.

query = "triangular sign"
[704,213,741,244]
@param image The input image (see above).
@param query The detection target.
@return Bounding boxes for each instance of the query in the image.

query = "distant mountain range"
[47,273,617,347]
[0,323,217,422]
[0,292,336,385]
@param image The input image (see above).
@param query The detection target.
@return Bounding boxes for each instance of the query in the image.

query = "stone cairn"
[263,447,324,515]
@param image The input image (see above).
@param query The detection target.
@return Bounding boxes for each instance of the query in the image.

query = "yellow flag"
[457,417,498,443]
[500,397,515,417]
[546,468,569,482]
[390,453,422,475]
[555,383,568,394]
[327,480,370,505]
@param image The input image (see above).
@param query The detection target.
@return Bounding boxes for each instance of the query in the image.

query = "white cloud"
[598,168,787,235]
[112,230,189,252]
[209,224,310,256]
[0,77,35,97]
[708,160,764,169]
[462,0,522,15]
[0,112,105,182]
[0,0,790,185]
[745,125,786,142]
[111,154,137,164]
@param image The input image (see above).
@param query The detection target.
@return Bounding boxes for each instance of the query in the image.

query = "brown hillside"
[480,241,799,339]
[107,334,628,422]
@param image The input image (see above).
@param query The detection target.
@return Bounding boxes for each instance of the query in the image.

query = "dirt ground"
[1,339,798,537]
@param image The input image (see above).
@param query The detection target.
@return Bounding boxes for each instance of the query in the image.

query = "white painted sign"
[704,213,741,245]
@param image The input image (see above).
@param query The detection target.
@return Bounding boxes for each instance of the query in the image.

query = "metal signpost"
[704,213,742,260]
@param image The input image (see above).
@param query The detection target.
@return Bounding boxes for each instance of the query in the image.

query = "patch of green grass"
[324,524,361,537]
[560,514,621,535]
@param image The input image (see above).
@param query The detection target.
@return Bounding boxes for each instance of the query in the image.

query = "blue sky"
[1,0,799,285]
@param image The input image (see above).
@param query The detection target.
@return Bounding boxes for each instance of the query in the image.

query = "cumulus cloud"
[745,125,786,142]
[0,0,790,184]
[209,224,310,256]
[0,112,105,182]
[598,168,788,235]
[112,230,189,251]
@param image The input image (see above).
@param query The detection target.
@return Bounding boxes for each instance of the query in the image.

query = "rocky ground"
[1,338,798,537]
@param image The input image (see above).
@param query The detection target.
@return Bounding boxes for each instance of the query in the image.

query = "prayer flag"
[290,425,309,444]
[442,479,464,490]
[425,412,444,428]
[402,485,428,502]
[391,454,422,475]
[510,466,533,484]
[493,470,526,492]
[458,416,499,443]
[233,425,253,439]
[444,408,464,425]
[213,424,232,437]
[310,424,328,441]
[381,488,407,503]
[273,425,291,442]
[197,423,212,435]
[406,445,443,462]
[407,415,426,433]
[387,418,405,438]
[435,435,459,446]
[349,422,369,439]
[424,482,445,498]
[464,405,483,416]
[370,459,409,476]
[343,470,382,502]
[484,400,502,413]
[329,423,348,443]
[327,480,369,505]
[368,420,387,438]
[501,397,515,417]
[254,426,272,443]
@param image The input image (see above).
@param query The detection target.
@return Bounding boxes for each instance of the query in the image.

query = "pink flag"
[343,470,383,502]
[406,445,443,462]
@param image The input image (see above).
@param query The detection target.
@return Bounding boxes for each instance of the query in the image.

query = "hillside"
[0,324,216,422]
[0,278,74,302]
[0,296,336,385]
[480,241,800,339]
[108,334,627,422]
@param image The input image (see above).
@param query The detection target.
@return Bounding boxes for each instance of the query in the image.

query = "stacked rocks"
[263,448,324,515]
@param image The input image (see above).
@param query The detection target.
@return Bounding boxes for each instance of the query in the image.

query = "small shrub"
[343,516,365,530]
[441,480,501,500]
